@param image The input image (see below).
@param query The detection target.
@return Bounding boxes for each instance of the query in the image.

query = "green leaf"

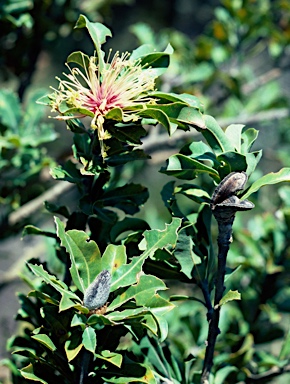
[74,15,112,72]
[82,327,96,354]
[224,124,244,152]
[55,217,102,292]
[241,128,259,153]
[217,151,247,177]
[177,107,206,128]
[102,363,156,383]
[201,115,234,155]
[174,227,202,279]
[150,91,203,111]
[97,183,149,215]
[160,153,220,181]
[95,350,123,368]
[0,89,21,131]
[279,327,290,360]
[138,107,171,133]
[242,168,290,199]
[31,334,57,352]
[108,274,170,312]
[67,51,90,68]
[65,332,83,361]
[20,364,48,383]
[110,218,150,242]
[22,225,56,239]
[219,290,241,307]
[101,244,127,276]
[27,263,83,312]
[214,366,238,384]
[110,218,182,291]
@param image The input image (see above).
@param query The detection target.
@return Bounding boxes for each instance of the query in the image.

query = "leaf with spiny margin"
[55,217,102,293]
[27,263,85,313]
[108,274,171,312]
[174,227,200,279]
[110,218,182,291]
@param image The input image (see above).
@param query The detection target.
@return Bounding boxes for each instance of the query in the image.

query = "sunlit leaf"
[242,168,290,199]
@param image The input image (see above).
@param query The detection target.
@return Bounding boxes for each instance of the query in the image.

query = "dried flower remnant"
[83,270,111,311]
[49,51,157,157]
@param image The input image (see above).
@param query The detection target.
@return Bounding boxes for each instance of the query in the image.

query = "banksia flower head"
[50,51,156,157]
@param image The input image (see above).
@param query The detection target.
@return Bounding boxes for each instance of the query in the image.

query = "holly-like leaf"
[110,218,182,291]
[55,217,102,293]
[27,263,84,312]
[242,168,290,199]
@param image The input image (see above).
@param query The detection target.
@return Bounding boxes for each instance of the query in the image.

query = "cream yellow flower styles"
[50,51,156,157]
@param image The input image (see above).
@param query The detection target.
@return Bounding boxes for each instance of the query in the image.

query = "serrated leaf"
[55,217,102,292]
[108,274,169,312]
[242,168,290,199]
[20,364,48,383]
[27,263,82,312]
[174,228,201,279]
[110,218,182,291]
[82,327,96,354]
[219,290,241,306]
[31,334,57,351]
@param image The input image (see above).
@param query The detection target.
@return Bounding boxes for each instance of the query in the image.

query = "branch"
[7,181,72,226]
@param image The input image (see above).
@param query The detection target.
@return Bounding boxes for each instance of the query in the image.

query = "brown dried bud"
[211,172,248,207]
